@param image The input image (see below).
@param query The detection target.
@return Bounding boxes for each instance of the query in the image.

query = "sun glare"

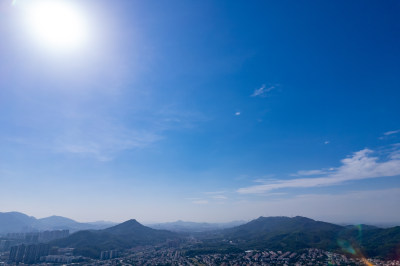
[24,0,89,51]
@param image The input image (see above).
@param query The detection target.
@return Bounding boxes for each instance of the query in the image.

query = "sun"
[24,0,89,51]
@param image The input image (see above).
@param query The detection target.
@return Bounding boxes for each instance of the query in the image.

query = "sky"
[0,0,400,224]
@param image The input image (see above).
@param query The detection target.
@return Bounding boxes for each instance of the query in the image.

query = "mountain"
[338,225,400,259]
[35,216,115,231]
[215,216,342,251]
[51,219,180,258]
[148,220,246,232]
[226,216,341,237]
[104,219,176,241]
[0,212,37,234]
[0,212,115,234]
[189,216,400,260]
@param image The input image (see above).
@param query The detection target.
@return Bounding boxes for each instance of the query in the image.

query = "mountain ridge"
[51,219,180,258]
[148,220,246,232]
[0,212,116,234]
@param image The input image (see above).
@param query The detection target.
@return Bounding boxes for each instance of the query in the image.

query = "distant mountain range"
[147,220,246,232]
[0,212,116,234]
[2,213,400,260]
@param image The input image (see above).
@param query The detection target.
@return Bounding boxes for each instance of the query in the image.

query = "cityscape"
[1,235,400,265]
[0,213,399,265]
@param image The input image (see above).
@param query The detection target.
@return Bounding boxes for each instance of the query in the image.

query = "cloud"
[53,105,204,161]
[211,195,228,200]
[56,127,161,161]
[384,129,400,136]
[251,84,275,97]
[238,147,400,194]
[292,170,329,176]
[204,191,229,200]
[205,190,227,195]
[379,129,400,140]
[235,112,241,116]
[192,200,209,204]
[324,141,330,144]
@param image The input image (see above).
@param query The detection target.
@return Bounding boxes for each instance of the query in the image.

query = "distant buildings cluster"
[6,230,69,243]
[2,244,400,265]
[100,250,119,260]
[0,240,16,252]
[41,254,83,264]
[117,246,400,266]
[8,243,49,264]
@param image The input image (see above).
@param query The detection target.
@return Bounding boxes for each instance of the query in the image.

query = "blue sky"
[0,0,400,224]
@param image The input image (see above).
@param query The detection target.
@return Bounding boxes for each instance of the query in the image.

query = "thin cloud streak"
[56,130,161,161]
[211,195,228,200]
[251,84,275,97]
[238,148,400,194]
[294,170,328,176]
[53,105,203,161]
[384,129,400,136]
[192,200,209,204]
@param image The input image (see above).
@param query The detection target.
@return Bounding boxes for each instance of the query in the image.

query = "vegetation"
[50,216,400,260]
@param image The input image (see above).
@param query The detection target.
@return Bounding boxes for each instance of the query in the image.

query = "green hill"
[190,216,400,260]
[51,219,179,258]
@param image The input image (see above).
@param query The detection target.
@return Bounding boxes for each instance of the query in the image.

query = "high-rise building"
[8,243,49,263]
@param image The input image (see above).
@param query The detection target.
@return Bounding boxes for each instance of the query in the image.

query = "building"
[8,243,49,263]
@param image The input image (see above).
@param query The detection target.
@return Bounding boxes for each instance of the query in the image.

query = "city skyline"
[1,0,400,224]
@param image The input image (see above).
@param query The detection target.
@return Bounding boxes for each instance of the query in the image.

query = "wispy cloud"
[205,191,227,195]
[379,129,400,140]
[192,200,209,204]
[238,147,400,194]
[235,111,241,116]
[53,105,204,161]
[56,129,161,162]
[204,191,228,200]
[251,84,275,97]
[384,129,400,136]
[211,195,228,200]
[292,169,329,176]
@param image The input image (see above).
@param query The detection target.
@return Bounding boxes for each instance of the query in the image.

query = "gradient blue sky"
[1,0,400,224]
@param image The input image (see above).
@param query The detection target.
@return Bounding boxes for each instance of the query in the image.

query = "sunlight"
[24,0,89,51]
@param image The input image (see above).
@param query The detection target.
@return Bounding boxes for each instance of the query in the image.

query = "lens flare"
[24,0,89,51]
[337,237,374,266]
[337,239,356,255]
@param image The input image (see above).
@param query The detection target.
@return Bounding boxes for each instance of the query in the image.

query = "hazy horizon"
[1,0,400,225]
[2,210,400,227]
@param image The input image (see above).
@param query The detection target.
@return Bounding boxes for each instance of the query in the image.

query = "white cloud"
[205,191,227,195]
[238,148,400,194]
[211,195,228,200]
[324,141,330,144]
[53,105,202,161]
[192,200,209,205]
[380,129,400,140]
[235,112,241,116]
[294,170,328,176]
[251,84,275,97]
[56,128,161,161]
[384,129,400,136]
